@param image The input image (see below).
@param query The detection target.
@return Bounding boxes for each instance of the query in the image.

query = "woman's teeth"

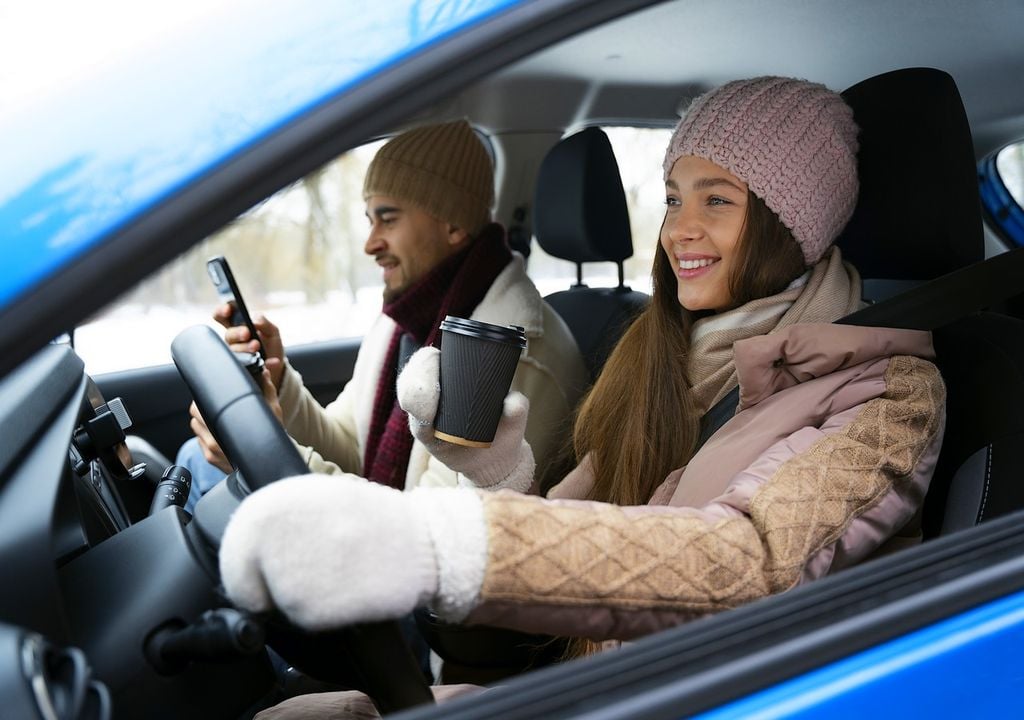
[680,258,717,269]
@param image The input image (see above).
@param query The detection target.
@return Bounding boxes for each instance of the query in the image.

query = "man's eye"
[664,196,680,207]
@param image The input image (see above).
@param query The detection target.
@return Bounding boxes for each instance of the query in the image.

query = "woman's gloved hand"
[397,347,535,492]
[219,474,487,630]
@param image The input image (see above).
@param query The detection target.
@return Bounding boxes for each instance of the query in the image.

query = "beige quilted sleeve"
[468,356,945,641]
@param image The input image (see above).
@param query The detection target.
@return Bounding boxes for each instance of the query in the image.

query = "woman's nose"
[666,204,701,243]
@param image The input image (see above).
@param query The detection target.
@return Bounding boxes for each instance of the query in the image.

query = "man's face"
[364,195,465,303]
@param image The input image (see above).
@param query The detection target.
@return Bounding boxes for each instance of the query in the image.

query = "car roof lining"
[447,0,1024,156]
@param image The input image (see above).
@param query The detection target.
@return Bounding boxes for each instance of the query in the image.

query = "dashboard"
[0,343,272,719]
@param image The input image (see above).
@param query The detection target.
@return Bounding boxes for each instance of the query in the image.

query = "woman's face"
[660,155,749,312]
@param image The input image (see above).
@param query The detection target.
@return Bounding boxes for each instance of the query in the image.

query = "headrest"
[533,127,633,264]
[836,68,983,279]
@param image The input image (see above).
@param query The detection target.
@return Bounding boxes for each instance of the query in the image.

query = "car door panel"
[93,337,361,462]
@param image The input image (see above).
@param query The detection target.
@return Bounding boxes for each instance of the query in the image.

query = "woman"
[220,77,945,712]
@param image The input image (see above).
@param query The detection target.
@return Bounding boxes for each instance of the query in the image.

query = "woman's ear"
[447,224,470,247]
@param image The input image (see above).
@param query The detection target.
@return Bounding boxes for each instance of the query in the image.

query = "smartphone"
[206,256,266,359]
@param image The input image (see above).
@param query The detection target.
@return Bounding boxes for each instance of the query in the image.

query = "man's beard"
[382,283,406,305]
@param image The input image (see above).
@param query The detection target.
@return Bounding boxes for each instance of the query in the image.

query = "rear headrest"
[837,68,983,279]
[533,127,633,264]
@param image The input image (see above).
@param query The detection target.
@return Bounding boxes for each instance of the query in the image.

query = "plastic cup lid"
[438,315,527,348]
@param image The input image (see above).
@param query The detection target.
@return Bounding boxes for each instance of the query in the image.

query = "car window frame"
[392,511,1024,720]
[979,149,1024,248]
[0,0,660,382]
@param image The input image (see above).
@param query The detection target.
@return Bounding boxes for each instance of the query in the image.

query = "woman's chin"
[677,290,727,314]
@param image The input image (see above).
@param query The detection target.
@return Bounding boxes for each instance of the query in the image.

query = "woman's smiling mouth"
[676,254,721,279]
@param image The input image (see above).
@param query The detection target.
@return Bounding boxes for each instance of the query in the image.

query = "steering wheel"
[170,325,432,713]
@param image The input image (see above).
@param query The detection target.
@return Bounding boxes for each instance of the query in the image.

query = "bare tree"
[302,168,332,303]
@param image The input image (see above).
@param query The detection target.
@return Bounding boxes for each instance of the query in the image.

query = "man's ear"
[447,224,470,248]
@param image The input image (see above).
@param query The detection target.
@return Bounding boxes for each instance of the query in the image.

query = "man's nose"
[364,225,384,255]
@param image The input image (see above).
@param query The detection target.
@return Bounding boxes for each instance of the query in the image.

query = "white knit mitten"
[219,474,487,630]
[397,347,535,492]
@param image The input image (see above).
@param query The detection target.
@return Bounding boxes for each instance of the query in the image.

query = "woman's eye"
[708,196,730,206]
[664,196,680,207]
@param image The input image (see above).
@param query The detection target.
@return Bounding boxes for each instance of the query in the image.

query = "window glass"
[76,139,386,375]
[528,126,673,296]
[996,141,1024,206]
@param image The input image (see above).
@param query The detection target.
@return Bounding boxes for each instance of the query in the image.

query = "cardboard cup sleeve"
[434,316,527,447]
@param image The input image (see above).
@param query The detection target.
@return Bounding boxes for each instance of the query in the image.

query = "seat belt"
[697,386,741,450]
[397,332,421,372]
[693,247,1024,451]
[838,246,1024,330]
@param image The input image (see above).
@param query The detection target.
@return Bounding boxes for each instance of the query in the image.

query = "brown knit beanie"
[664,77,859,265]
[363,120,494,237]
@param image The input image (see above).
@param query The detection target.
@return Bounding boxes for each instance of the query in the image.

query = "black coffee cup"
[434,316,527,447]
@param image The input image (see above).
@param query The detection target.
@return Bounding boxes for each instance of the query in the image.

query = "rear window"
[528,126,673,296]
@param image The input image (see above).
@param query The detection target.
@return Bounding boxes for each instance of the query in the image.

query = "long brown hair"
[562,191,803,660]
[573,191,804,507]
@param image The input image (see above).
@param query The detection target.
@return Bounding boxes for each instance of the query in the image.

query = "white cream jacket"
[276,255,588,490]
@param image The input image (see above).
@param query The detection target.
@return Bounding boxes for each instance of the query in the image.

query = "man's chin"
[382,285,406,305]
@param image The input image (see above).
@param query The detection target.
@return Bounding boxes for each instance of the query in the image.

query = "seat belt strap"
[839,247,1024,330]
[696,386,741,451]
[693,246,1024,451]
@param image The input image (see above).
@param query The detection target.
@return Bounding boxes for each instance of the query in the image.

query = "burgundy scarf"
[363,224,513,488]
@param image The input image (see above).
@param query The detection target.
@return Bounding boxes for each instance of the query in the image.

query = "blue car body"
[700,590,1024,718]
[2,1,1022,717]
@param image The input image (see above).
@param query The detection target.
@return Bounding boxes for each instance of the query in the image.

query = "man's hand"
[189,402,232,474]
[258,367,284,423]
[213,305,286,389]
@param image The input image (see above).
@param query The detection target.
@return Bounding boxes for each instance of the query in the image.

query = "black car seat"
[533,127,650,380]
[932,314,1024,535]
[831,67,1024,538]
[836,68,984,301]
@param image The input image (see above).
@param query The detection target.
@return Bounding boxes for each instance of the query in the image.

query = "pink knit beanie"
[663,77,859,265]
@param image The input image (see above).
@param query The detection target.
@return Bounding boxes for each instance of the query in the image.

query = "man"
[182,119,587,503]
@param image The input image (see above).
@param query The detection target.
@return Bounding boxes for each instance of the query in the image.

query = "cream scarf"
[687,246,863,414]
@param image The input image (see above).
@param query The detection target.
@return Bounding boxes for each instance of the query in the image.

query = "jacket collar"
[469,253,545,336]
[734,323,936,410]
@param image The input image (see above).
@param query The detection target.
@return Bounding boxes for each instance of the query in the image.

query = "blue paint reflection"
[0,0,516,310]
[0,157,91,306]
